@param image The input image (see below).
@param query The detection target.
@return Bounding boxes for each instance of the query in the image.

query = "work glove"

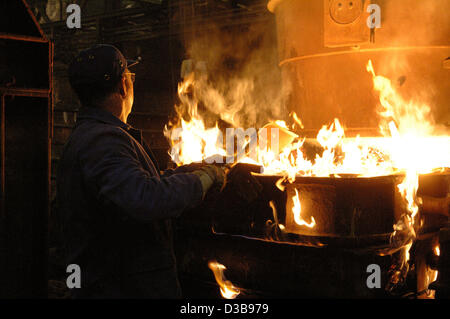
[171,162,205,174]
[222,163,263,203]
[172,155,227,174]
[192,165,226,199]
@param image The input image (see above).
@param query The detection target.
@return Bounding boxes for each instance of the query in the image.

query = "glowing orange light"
[208,261,240,299]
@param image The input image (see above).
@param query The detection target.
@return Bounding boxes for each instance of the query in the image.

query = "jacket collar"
[77,106,131,131]
[76,106,146,145]
[76,106,161,172]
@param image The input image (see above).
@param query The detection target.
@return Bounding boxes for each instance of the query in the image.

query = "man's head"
[69,44,138,122]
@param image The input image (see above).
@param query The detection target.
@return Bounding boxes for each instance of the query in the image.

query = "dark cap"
[69,44,139,88]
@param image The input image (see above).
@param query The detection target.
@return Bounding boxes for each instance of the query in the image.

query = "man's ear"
[118,76,127,98]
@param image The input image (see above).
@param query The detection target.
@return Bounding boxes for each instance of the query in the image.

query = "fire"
[423,244,441,298]
[432,245,440,283]
[435,245,440,256]
[367,60,449,173]
[291,111,304,129]
[166,59,450,297]
[208,261,240,299]
[292,188,316,228]
[166,62,449,174]
[367,60,449,252]
[164,74,227,165]
[164,60,450,243]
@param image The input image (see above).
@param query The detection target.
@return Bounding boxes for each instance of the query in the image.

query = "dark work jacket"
[56,106,203,298]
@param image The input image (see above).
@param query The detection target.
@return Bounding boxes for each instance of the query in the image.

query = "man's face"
[123,69,135,117]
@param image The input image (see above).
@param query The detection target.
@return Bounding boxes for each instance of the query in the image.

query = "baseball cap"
[69,44,140,88]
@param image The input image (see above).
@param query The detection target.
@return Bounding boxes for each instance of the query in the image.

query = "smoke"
[180,20,288,129]
[375,0,449,46]
[373,0,450,130]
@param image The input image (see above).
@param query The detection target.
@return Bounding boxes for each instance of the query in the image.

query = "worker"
[56,44,260,298]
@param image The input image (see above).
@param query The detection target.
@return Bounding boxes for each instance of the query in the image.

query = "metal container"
[284,175,405,237]
[175,231,407,298]
[268,0,450,136]
[174,171,450,297]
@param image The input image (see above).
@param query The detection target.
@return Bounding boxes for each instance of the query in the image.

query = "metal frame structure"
[0,0,53,298]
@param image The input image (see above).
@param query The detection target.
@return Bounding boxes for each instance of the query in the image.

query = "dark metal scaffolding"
[0,0,53,298]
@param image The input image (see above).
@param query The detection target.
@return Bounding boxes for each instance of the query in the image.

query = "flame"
[435,245,440,256]
[165,59,450,241]
[166,61,449,176]
[432,245,440,288]
[433,245,440,283]
[274,120,288,129]
[275,177,286,191]
[208,261,240,299]
[291,111,304,129]
[423,244,441,298]
[367,59,449,257]
[164,74,227,165]
[292,188,316,228]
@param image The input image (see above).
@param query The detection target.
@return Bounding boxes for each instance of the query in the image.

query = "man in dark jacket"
[56,44,226,298]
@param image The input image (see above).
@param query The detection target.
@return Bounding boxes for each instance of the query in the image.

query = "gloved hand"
[192,165,226,198]
[172,155,227,174]
[223,163,263,203]
[172,162,205,174]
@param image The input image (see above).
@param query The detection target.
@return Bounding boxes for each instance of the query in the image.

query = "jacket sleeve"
[161,162,205,177]
[78,126,203,222]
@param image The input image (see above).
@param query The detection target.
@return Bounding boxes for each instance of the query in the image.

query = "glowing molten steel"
[208,261,240,299]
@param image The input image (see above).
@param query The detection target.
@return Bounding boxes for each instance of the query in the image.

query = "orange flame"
[292,188,316,228]
[433,245,440,283]
[208,261,240,299]
[165,59,450,238]
[435,245,440,256]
